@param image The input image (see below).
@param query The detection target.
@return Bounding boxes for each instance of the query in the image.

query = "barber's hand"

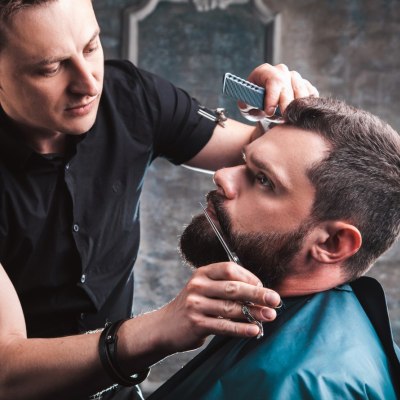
[246,63,319,117]
[158,262,281,352]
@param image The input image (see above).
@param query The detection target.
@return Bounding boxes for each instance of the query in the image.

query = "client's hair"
[284,97,400,280]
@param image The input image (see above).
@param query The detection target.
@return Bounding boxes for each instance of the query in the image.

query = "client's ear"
[310,221,362,264]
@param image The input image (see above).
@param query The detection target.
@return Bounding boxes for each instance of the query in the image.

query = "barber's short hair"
[0,0,57,51]
[284,97,400,280]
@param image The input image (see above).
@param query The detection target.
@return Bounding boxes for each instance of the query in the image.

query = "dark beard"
[179,191,311,288]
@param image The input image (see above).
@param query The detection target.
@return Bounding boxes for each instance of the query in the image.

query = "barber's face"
[180,126,330,289]
[0,0,104,136]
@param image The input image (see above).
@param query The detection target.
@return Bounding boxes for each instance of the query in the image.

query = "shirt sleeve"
[105,60,216,165]
[150,73,216,165]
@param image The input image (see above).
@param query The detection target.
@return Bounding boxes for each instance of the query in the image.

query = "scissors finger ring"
[242,304,264,339]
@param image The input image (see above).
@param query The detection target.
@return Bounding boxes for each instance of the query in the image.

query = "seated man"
[149,96,400,399]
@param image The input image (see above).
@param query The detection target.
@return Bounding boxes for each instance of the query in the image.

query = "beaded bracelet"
[99,319,150,387]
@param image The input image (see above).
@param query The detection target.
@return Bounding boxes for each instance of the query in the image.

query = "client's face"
[180,126,330,288]
[180,191,311,288]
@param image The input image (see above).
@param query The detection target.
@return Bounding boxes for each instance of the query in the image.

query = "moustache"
[205,190,236,249]
[206,191,228,224]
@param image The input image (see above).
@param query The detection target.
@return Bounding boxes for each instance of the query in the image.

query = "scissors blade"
[200,203,264,339]
[200,203,242,265]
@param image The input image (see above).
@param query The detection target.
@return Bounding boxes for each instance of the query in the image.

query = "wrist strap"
[99,319,150,387]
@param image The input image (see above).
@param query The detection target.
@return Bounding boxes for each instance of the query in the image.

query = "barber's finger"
[263,83,285,117]
[201,315,262,338]
[290,70,309,99]
[195,297,277,322]
[197,278,281,309]
[303,79,319,97]
[246,63,288,116]
[240,304,277,322]
[258,65,294,115]
[272,64,294,112]
[201,262,263,288]
[247,63,323,114]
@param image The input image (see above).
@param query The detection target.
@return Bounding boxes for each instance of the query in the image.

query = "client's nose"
[213,166,243,200]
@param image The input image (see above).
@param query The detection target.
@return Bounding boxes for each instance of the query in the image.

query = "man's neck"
[0,106,68,154]
[275,264,347,297]
[7,119,67,154]
[22,130,67,154]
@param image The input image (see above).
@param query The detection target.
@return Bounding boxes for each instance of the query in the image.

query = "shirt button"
[73,224,80,232]
[80,274,86,283]
[65,163,70,170]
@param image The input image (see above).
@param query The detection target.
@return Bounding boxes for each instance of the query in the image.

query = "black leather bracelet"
[99,319,150,387]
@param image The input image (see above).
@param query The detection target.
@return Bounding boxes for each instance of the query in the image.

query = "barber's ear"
[310,221,362,264]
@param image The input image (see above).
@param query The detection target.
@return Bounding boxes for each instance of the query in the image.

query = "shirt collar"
[0,107,87,170]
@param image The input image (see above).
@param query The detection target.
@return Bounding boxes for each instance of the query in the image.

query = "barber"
[0,1,317,399]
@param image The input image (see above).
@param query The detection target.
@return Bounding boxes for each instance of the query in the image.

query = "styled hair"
[284,97,400,280]
[0,0,57,50]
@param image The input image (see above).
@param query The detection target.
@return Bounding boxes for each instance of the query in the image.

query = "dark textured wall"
[138,3,268,120]
[94,0,400,394]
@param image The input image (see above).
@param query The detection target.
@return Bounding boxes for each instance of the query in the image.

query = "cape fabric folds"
[148,277,399,400]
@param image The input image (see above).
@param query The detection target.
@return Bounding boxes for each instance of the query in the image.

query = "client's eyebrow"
[243,148,291,191]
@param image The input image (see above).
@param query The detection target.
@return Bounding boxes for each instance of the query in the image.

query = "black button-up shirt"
[0,60,214,338]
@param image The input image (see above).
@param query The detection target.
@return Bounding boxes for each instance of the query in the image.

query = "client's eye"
[256,172,273,189]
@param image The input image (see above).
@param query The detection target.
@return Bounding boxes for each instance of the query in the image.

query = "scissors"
[200,203,264,339]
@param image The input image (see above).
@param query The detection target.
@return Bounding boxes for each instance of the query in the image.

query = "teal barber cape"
[148,277,399,399]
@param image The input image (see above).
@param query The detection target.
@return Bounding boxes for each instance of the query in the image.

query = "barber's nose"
[213,166,242,200]
[69,60,99,97]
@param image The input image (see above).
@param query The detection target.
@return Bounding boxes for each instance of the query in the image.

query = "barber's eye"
[40,65,60,77]
[256,172,273,189]
[85,44,99,54]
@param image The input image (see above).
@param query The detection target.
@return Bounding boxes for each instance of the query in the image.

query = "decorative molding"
[122,0,277,64]
[192,0,249,12]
